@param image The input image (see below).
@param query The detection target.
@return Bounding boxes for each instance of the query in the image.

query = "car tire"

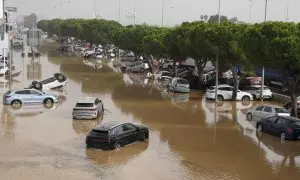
[43,98,54,109]
[140,68,144,73]
[257,124,263,132]
[11,100,22,109]
[139,132,146,141]
[242,96,250,102]
[217,95,224,102]
[246,113,253,121]
[280,132,286,141]
[34,82,42,90]
[113,142,122,150]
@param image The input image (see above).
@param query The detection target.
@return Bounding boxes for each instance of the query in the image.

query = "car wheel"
[113,142,122,150]
[257,124,263,132]
[280,132,286,141]
[11,100,22,109]
[43,98,54,109]
[246,113,253,121]
[217,95,224,102]
[242,96,250,102]
[34,82,42,89]
[139,132,146,141]
[140,68,144,73]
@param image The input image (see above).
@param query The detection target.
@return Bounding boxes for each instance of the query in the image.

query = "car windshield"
[275,108,288,113]
[177,79,189,85]
[76,103,94,107]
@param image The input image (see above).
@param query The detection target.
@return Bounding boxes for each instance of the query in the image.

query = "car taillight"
[4,96,10,98]
[287,128,293,134]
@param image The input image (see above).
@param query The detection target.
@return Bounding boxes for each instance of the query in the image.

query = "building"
[24,13,37,29]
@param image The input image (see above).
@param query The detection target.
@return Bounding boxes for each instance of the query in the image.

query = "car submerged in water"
[86,121,149,150]
[168,77,190,93]
[3,89,59,109]
[28,73,67,90]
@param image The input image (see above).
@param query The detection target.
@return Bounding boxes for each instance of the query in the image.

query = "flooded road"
[0,43,300,180]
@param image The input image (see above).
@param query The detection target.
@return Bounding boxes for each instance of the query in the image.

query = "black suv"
[86,122,149,150]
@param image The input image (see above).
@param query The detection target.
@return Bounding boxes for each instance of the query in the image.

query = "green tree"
[242,22,300,117]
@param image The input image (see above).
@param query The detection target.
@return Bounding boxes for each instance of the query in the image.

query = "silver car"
[3,89,59,109]
[127,61,149,73]
[72,97,104,120]
[246,105,290,121]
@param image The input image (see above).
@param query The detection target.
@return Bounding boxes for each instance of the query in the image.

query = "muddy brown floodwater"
[0,44,300,180]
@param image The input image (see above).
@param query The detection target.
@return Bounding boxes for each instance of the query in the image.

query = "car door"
[253,106,264,119]
[122,123,139,144]
[223,87,234,100]
[30,90,43,103]
[272,117,287,135]
[111,126,125,143]
[15,90,31,103]
[263,116,279,133]
[260,106,273,119]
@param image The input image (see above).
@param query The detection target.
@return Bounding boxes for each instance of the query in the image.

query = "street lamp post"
[261,0,268,101]
[286,0,290,22]
[249,0,253,23]
[161,0,164,27]
[264,0,268,21]
[133,0,136,25]
[215,0,221,103]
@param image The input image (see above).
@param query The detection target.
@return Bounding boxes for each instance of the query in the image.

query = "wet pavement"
[0,43,300,180]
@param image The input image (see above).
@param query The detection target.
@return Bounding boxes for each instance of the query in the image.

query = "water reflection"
[86,142,149,166]
[27,59,42,80]
[0,106,15,141]
[2,103,60,117]
[72,114,104,135]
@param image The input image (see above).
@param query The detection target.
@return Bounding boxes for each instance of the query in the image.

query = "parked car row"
[2,71,149,151]
[246,104,300,141]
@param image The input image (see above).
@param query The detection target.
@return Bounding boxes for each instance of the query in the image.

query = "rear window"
[177,79,189,85]
[76,103,94,107]
[208,87,215,90]
[92,130,108,136]
[0,66,4,69]
[275,108,288,113]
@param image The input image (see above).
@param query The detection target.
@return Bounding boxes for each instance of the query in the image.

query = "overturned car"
[28,73,67,90]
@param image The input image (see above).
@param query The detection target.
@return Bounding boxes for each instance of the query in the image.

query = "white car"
[0,63,9,75]
[28,73,67,90]
[243,85,273,100]
[246,105,290,121]
[205,84,253,101]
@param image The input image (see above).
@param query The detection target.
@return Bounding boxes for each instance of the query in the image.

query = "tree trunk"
[290,89,298,117]
[232,67,239,101]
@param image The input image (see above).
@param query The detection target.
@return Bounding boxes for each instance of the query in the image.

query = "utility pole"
[264,0,268,22]
[133,0,136,25]
[249,0,253,23]
[118,0,121,63]
[161,0,164,27]
[286,0,290,22]
[215,0,221,103]
[261,0,268,101]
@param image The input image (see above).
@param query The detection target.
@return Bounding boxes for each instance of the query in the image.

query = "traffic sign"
[5,7,17,12]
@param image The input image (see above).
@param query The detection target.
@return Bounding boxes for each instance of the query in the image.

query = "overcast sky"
[5,0,299,26]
